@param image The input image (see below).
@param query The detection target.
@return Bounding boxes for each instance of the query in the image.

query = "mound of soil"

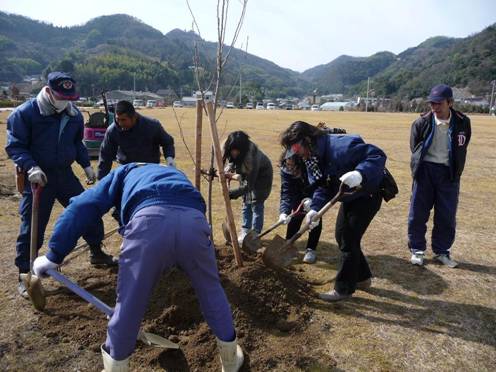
[36,245,336,371]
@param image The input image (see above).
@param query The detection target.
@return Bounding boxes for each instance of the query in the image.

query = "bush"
[0,99,21,108]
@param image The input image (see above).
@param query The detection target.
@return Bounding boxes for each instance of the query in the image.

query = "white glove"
[278,213,291,225]
[302,198,312,212]
[33,255,58,278]
[166,157,176,167]
[27,166,47,187]
[339,170,362,188]
[305,209,320,231]
[84,166,96,185]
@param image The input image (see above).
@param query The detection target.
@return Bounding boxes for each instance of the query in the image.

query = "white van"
[266,102,276,110]
[146,100,157,108]
[133,99,145,107]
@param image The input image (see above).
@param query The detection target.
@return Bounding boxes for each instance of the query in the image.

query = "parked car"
[133,99,145,107]
[311,104,320,111]
[226,102,235,109]
[256,102,264,110]
[245,102,254,109]
[266,102,276,110]
[146,100,157,108]
[173,101,183,108]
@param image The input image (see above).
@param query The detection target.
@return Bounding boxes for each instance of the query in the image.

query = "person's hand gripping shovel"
[262,183,357,268]
[242,200,306,253]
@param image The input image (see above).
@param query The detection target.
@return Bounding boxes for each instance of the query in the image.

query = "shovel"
[242,200,306,253]
[262,183,351,268]
[20,183,46,310]
[26,268,179,350]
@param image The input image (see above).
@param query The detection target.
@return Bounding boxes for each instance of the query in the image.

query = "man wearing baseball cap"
[5,72,116,298]
[407,84,471,268]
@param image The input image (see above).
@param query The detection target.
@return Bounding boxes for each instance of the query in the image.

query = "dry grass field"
[0,107,495,371]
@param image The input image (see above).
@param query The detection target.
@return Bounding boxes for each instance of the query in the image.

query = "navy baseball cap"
[47,72,79,101]
[427,84,453,103]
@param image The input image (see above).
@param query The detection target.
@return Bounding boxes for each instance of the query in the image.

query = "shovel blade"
[221,220,231,244]
[20,273,46,311]
[242,230,261,253]
[262,235,297,268]
[138,331,180,349]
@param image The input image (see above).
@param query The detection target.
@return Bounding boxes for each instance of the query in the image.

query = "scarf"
[36,87,77,117]
[304,156,323,184]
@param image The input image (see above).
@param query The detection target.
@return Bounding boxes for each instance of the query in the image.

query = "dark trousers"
[334,193,382,295]
[285,213,322,250]
[15,169,104,273]
[408,162,459,255]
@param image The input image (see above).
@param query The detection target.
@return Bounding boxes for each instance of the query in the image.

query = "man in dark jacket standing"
[96,100,175,180]
[408,84,471,268]
[5,72,115,298]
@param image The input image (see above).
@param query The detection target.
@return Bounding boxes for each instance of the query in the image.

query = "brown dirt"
[30,247,334,372]
[2,110,495,372]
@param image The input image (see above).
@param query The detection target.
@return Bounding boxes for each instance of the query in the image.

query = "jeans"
[241,201,265,233]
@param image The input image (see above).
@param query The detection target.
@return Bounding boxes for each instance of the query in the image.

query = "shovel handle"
[287,183,350,245]
[44,270,176,349]
[258,200,306,239]
[46,269,114,317]
[30,183,43,272]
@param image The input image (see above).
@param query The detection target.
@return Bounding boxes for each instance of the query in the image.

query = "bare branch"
[171,107,197,168]
[185,0,203,38]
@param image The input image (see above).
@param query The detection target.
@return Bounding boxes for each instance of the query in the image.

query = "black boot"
[89,244,118,266]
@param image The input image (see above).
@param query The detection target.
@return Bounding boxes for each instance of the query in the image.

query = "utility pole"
[133,72,136,100]
[365,77,370,112]
[489,80,496,115]
[239,36,248,106]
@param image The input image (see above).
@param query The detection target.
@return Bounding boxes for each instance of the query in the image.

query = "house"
[320,101,355,111]
[106,90,165,106]
[156,88,178,104]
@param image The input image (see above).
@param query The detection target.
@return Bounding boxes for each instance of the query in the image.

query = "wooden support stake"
[208,145,215,243]
[205,100,243,267]
[195,99,203,190]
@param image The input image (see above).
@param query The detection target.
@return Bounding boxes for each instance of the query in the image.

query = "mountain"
[0,11,494,99]
[362,26,496,98]
[0,12,307,98]
[301,52,397,94]
[304,25,496,99]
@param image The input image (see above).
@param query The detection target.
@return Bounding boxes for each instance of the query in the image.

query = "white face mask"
[47,89,69,113]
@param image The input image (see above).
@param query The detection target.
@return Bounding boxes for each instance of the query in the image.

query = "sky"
[1,0,495,72]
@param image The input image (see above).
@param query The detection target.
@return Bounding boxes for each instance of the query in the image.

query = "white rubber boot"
[217,337,244,372]
[101,344,129,372]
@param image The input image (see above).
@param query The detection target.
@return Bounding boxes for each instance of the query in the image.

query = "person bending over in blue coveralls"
[32,163,244,372]
[408,84,471,268]
[5,72,116,299]
[281,121,387,302]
